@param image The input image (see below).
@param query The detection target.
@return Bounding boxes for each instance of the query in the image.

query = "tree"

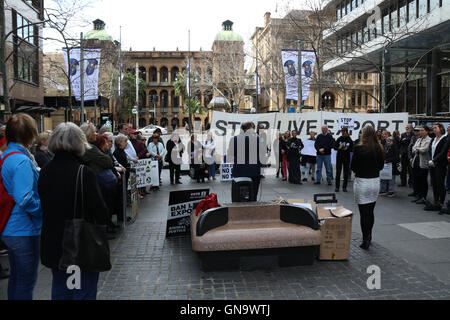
[173,69,204,130]
[119,72,145,123]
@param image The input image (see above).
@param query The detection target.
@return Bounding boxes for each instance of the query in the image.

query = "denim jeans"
[208,162,216,178]
[1,236,40,300]
[380,178,395,193]
[51,268,99,300]
[316,155,333,182]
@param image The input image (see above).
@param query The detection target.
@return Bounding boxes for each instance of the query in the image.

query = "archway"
[160,117,169,128]
[139,66,146,81]
[149,67,157,82]
[171,118,180,128]
[139,118,147,128]
[171,67,179,83]
[322,92,335,110]
[160,67,169,83]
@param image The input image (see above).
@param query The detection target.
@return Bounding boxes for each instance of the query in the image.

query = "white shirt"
[118,132,137,161]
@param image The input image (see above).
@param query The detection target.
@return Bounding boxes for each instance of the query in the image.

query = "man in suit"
[227,122,263,201]
[399,124,414,187]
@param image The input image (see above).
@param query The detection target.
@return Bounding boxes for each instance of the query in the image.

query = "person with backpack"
[0,113,42,300]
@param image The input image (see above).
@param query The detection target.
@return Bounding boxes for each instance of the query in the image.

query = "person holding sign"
[148,134,166,189]
[334,127,353,192]
[287,130,304,185]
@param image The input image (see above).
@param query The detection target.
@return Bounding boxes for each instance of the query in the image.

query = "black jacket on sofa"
[38,151,109,269]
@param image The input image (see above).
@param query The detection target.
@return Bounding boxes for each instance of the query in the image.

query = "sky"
[44,0,296,52]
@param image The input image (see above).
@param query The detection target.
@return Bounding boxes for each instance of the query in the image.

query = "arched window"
[160,67,168,83]
[171,67,179,83]
[139,66,146,81]
[149,90,158,106]
[161,90,169,109]
[149,67,157,82]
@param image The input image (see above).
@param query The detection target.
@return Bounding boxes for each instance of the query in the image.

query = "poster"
[166,189,210,238]
[63,48,102,101]
[221,163,234,181]
[281,50,316,102]
[128,159,159,189]
[338,117,355,130]
[301,139,316,157]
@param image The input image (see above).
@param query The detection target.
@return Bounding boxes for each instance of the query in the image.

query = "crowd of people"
[1,113,450,300]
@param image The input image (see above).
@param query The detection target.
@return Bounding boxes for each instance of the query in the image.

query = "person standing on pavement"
[38,122,110,300]
[227,122,262,201]
[302,131,317,182]
[148,134,166,187]
[334,127,353,193]
[408,127,422,198]
[351,125,385,251]
[410,126,432,205]
[203,132,216,181]
[315,125,334,185]
[399,124,414,187]
[117,124,138,165]
[427,123,449,210]
[1,114,42,300]
[280,131,290,181]
[379,137,399,198]
[287,130,304,185]
[166,133,184,185]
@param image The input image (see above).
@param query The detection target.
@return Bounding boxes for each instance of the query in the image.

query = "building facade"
[123,20,247,130]
[1,0,46,125]
[251,10,379,114]
[323,0,450,117]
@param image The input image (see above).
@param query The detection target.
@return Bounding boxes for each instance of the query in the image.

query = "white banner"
[301,139,316,157]
[281,50,316,102]
[63,48,101,101]
[128,159,159,189]
[338,117,355,130]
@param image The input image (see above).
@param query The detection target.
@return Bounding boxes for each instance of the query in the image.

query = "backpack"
[0,152,22,234]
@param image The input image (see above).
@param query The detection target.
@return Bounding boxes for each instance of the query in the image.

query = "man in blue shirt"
[314,125,335,185]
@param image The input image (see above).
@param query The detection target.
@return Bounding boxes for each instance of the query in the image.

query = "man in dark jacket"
[227,122,262,201]
[314,125,335,185]
[399,124,413,187]
[334,127,354,192]
[287,130,304,185]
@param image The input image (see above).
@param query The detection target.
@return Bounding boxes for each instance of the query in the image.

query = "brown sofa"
[191,202,322,271]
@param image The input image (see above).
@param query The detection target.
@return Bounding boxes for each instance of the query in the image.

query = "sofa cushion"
[192,222,321,252]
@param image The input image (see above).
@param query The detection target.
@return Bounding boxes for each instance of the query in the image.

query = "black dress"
[287,137,304,184]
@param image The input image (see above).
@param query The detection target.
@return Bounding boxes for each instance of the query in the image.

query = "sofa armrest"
[280,205,320,230]
[196,207,229,237]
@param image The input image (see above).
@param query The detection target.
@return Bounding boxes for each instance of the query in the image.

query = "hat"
[129,130,138,134]
[413,127,420,131]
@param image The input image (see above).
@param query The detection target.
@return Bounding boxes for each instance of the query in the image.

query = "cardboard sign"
[166,189,209,237]
[129,159,159,189]
[338,117,355,130]
[221,163,234,181]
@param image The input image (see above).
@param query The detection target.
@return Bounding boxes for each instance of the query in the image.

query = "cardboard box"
[287,199,316,213]
[316,206,353,261]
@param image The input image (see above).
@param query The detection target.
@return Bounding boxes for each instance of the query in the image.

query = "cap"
[129,130,138,134]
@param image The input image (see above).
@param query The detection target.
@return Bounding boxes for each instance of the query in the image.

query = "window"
[391,5,398,30]
[399,0,407,27]
[408,0,417,21]
[363,25,369,43]
[346,0,350,14]
[364,73,368,80]
[352,0,356,11]
[429,0,440,12]
[382,9,389,34]
[358,72,362,80]
[365,92,369,106]
[357,91,362,105]
[351,91,356,106]
[13,11,39,84]
[418,0,427,17]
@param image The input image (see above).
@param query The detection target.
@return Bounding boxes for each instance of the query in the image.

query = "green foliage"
[121,72,146,109]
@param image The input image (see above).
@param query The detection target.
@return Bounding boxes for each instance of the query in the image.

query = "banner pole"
[80,33,85,124]
[298,39,303,114]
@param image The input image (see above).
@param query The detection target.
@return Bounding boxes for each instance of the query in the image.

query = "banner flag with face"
[63,48,102,101]
[281,50,316,102]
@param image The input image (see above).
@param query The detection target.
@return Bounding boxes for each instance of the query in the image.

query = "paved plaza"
[1,169,450,300]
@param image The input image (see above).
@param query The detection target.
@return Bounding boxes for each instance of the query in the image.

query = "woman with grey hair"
[80,123,113,175]
[38,122,110,300]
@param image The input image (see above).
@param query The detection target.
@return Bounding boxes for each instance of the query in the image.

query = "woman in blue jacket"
[0,113,42,300]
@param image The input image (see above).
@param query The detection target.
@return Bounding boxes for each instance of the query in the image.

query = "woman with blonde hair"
[351,125,385,250]
[35,131,53,169]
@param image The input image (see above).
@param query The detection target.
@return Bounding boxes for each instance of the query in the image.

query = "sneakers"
[314,182,321,185]
[387,192,395,198]
[379,192,388,196]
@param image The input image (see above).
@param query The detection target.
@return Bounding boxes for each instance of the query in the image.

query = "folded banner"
[281,50,316,102]
[63,48,101,101]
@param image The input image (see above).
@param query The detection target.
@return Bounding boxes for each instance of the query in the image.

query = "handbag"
[59,165,112,273]
[195,193,220,216]
[380,163,393,180]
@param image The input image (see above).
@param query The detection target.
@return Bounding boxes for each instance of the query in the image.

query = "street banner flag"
[63,48,102,101]
[281,50,316,102]
[255,67,261,96]
[186,60,191,98]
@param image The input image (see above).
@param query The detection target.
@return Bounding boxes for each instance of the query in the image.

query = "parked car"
[140,125,168,137]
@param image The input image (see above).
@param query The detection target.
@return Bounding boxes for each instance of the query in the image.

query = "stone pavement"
[1,169,450,300]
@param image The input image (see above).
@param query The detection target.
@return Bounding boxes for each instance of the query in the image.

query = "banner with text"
[128,160,159,189]
[63,48,101,101]
[166,189,210,237]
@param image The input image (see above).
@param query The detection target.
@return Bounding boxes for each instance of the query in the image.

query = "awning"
[14,105,57,114]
